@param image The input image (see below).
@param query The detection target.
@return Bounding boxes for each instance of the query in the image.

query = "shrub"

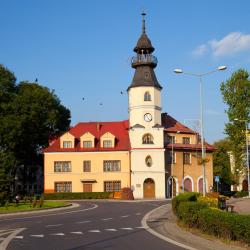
[234,191,248,198]
[172,192,200,215]
[197,196,218,208]
[177,201,208,227]
[43,192,111,200]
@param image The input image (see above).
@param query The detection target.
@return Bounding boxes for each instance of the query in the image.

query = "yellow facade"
[44,151,130,193]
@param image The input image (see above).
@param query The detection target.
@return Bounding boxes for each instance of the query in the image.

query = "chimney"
[97,123,101,131]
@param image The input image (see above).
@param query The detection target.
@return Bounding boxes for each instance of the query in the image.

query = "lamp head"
[174,69,183,74]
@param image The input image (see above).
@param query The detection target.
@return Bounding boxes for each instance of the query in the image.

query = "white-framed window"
[83,161,91,172]
[144,91,151,101]
[142,133,154,144]
[63,141,73,148]
[103,140,112,148]
[54,161,72,172]
[183,137,190,144]
[83,141,92,148]
[183,153,191,164]
[167,151,176,164]
[55,182,72,192]
[103,160,121,172]
[104,181,121,192]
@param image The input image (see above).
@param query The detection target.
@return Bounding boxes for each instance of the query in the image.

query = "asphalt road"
[0,200,185,250]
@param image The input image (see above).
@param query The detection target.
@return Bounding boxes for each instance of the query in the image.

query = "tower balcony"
[131,54,158,68]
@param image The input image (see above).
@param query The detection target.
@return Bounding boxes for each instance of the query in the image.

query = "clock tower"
[128,13,165,199]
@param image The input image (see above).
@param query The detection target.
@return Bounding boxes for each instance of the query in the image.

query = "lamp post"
[174,66,227,197]
[234,118,250,197]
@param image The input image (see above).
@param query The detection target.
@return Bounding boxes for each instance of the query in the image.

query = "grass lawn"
[0,200,69,214]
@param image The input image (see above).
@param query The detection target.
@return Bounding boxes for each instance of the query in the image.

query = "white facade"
[128,86,166,199]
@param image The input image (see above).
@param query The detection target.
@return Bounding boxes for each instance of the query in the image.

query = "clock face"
[144,113,152,122]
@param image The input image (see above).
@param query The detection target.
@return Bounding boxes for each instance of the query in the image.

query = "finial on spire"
[141,11,146,34]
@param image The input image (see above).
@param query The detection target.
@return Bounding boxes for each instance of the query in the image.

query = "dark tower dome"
[128,12,162,91]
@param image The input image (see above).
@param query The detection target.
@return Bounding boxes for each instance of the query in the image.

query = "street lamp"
[174,66,227,197]
[234,118,250,197]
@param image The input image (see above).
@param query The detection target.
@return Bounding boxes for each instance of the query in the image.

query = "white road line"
[101,218,112,221]
[50,233,65,236]
[105,229,117,232]
[88,230,101,233]
[121,215,129,218]
[120,227,133,230]
[0,228,26,250]
[46,224,63,227]
[14,236,24,239]
[0,204,98,222]
[0,237,5,241]
[70,232,84,235]
[30,235,44,238]
[76,220,91,224]
[136,213,141,215]
[0,231,16,237]
[135,226,145,229]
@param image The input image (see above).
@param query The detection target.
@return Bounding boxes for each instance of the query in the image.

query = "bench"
[226,204,234,213]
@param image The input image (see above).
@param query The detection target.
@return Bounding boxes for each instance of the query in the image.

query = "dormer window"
[142,133,154,144]
[183,137,190,144]
[63,141,73,148]
[103,140,112,148]
[83,141,92,148]
[144,91,151,101]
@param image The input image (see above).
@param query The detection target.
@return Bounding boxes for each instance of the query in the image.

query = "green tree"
[220,69,250,173]
[0,65,71,198]
[213,138,232,191]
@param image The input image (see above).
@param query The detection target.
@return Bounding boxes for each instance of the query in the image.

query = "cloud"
[192,44,207,57]
[192,32,250,58]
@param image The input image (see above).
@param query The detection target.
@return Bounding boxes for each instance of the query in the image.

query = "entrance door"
[198,178,203,193]
[184,178,192,192]
[83,183,92,192]
[143,178,155,198]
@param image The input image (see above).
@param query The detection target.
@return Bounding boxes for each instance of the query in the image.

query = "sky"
[1,0,250,143]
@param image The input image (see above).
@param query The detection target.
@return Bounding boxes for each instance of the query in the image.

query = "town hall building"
[44,13,214,199]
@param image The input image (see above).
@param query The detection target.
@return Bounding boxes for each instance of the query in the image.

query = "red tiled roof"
[165,143,214,152]
[44,120,130,152]
[162,113,196,134]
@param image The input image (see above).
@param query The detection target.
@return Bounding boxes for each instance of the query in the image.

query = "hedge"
[234,191,248,198]
[172,193,250,245]
[43,192,111,200]
[172,192,200,215]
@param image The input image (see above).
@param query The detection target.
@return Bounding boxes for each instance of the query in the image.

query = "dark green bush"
[177,201,208,227]
[43,192,111,200]
[234,190,248,198]
[172,192,200,215]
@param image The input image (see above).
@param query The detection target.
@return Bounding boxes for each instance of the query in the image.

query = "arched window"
[144,91,151,101]
[142,133,154,144]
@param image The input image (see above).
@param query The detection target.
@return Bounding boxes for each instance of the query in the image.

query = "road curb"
[141,204,198,250]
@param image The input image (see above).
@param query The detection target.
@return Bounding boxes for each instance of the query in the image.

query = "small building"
[43,13,214,198]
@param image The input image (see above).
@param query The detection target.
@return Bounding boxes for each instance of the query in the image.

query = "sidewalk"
[145,204,248,250]
[227,197,250,215]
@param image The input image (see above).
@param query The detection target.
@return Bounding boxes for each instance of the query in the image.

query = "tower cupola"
[128,12,162,91]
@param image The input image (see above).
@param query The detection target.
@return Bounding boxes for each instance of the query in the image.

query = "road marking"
[0,237,5,241]
[0,228,26,250]
[88,230,101,233]
[120,227,133,230]
[101,218,112,221]
[0,204,98,222]
[0,231,15,237]
[70,232,84,235]
[30,235,44,238]
[121,215,129,218]
[14,236,24,239]
[50,233,65,236]
[135,226,145,229]
[46,224,62,227]
[105,229,117,232]
[76,220,91,224]
[136,212,141,215]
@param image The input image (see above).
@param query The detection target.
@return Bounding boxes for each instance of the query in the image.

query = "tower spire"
[142,12,146,34]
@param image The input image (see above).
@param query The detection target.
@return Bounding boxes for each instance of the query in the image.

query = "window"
[144,91,151,101]
[83,141,92,148]
[103,160,121,172]
[142,133,154,144]
[55,182,72,192]
[103,140,112,148]
[145,155,153,167]
[54,161,72,172]
[104,181,121,192]
[183,137,190,144]
[167,135,175,143]
[83,161,91,172]
[183,153,191,164]
[167,151,176,164]
[63,141,72,148]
